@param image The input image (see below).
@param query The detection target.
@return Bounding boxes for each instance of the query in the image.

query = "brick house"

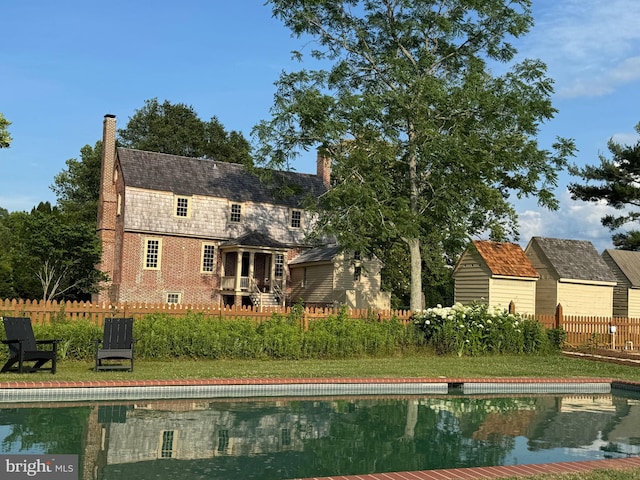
[95,114,387,308]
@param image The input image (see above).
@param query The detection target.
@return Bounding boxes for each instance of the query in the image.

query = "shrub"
[413,303,550,356]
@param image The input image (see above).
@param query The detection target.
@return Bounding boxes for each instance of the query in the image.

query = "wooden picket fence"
[535,304,640,351]
[0,298,412,329]
[2,299,639,349]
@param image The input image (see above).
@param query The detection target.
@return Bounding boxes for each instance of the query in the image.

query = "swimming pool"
[1,389,639,479]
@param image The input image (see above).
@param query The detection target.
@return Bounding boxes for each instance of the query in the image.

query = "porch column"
[234,249,243,292]
[269,253,276,293]
[248,251,255,288]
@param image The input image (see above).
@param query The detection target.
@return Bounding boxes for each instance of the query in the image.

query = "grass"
[1,352,639,382]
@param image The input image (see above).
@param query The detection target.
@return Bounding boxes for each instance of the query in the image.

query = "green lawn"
[2,352,639,383]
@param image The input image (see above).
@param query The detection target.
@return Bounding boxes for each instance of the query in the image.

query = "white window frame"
[158,430,178,458]
[174,196,191,218]
[290,209,302,229]
[166,292,182,304]
[144,238,162,270]
[201,243,216,273]
[229,203,242,223]
[274,254,284,278]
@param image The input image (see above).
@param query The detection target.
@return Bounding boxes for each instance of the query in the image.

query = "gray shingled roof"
[529,237,616,282]
[289,245,341,265]
[603,249,640,287]
[221,231,289,249]
[117,148,327,208]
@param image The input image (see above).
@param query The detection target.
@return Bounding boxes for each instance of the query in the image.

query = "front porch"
[220,240,287,307]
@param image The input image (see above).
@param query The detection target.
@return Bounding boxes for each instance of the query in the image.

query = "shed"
[452,240,539,315]
[524,237,616,316]
[601,249,640,317]
[288,245,390,310]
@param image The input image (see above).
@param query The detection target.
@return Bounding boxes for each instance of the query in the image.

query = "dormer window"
[230,203,242,223]
[174,196,191,218]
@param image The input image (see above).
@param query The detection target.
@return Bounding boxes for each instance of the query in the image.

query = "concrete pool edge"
[0,376,634,402]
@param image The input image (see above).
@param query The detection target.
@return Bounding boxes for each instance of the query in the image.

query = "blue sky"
[1,0,639,253]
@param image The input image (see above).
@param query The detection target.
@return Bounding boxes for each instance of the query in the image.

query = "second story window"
[175,196,190,217]
[291,210,301,228]
[230,203,242,223]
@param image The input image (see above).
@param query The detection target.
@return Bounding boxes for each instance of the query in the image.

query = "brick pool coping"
[1,376,639,480]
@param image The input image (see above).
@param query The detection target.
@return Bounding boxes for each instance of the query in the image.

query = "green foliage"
[0,202,106,300]
[0,113,11,149]
[546,327,567,352]
[51,141,103,224]
[413,303,552,356]
[119,98,252,165]
[256,1,575,310]
[569,121,640,246]
[33,320,102,360]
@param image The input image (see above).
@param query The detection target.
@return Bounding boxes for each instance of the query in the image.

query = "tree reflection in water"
[0,394,639,480]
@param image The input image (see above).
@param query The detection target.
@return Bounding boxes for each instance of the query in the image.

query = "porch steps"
[250,292,280,307]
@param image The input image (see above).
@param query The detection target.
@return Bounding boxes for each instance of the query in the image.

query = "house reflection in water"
[2,394,639,480]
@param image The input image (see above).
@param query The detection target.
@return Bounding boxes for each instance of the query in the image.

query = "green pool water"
[1,392,639,479]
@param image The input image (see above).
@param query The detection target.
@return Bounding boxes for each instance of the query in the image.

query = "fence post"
[508,301,516,314]
[555,303,563,329]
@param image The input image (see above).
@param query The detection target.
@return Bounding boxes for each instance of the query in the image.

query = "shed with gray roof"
[602,249,640,317]
[524,237,616,316]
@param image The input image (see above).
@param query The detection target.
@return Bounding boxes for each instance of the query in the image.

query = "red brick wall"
[115,232,220,304]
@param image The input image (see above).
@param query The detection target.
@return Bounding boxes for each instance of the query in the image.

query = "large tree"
[0,113,11,148]
[0,203,105,301]
[119,98,252,165]
[253,0,574,310]
[51,141,103,223]
[568,122,640,250]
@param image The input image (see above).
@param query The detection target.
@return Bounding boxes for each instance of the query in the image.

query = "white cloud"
[516,190,618,252]
[523,0,640,98]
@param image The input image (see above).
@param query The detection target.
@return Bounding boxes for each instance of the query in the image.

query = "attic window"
[290,210,302,228]
[175,196,190,217]
[230,203,242,223]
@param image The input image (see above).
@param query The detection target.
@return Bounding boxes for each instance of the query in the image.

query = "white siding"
[557,282,613,317]
[490,278,537,315]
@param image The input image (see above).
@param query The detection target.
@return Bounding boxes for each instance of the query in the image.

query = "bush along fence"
[0,298,412,327]
[1,299,638,360]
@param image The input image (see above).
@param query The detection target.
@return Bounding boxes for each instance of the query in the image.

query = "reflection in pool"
[1,393,639,479]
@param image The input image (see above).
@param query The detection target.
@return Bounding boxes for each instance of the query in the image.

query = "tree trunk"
[408,237,422,311]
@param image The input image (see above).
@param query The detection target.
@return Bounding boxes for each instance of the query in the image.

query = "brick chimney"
[95,114,117,303]
[316,148,331,189]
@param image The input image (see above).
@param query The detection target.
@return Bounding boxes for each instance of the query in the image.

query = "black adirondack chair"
[1,317,59,374]
[95,317,136,372]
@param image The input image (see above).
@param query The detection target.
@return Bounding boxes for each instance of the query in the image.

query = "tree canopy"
[0,113,11,148]
[568,121,640,250]
[118,98,252,165]
[254,0,574,310]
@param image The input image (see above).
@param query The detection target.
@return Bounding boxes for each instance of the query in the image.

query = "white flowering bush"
[412,302,550,356]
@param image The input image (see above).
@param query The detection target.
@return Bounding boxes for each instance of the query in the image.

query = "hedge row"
[1,307,422,361]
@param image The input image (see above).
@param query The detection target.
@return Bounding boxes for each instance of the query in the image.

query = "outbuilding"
[524,237,616,316]
[602,249,640,317]
[452,240,539,315]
